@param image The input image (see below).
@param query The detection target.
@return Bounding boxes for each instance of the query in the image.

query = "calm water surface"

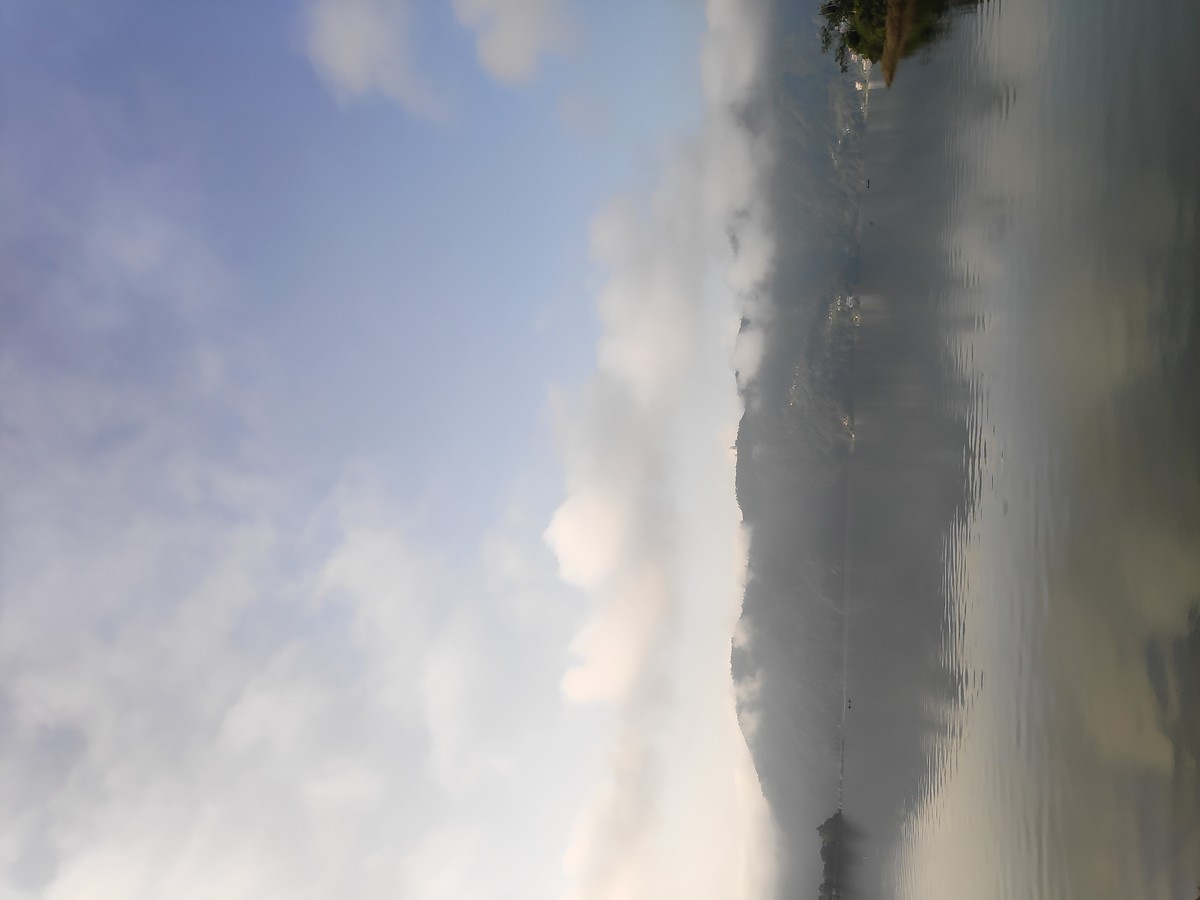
[841,0,1200,897]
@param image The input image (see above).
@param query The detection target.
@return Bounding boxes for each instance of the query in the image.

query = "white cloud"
[544,2,778,897]
[303,0,567,114]
[399,827,478,900]
[304,0,444,116]
[0,73,596,900]
[451,0,569,83]
[0,283,588,899]
[4,1,779,897]
[733,327,765,383]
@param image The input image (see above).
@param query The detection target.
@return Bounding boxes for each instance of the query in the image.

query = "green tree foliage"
[819,0,889,70]
[819,0,978,80]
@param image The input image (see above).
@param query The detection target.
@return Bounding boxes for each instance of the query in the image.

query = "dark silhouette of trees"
[816,811,849,899]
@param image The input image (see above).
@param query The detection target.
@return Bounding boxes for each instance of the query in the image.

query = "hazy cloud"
[5,2,779,897]
[0,259,585,897]
[0,72,591,899]
[733,327,765,383]
[545,2,777,897]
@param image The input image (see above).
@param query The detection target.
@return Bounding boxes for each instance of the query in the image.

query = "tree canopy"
[818,0,978,84]
[816,810,849,899]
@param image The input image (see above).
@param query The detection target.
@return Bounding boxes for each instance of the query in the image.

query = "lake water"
[736,0,1200,896]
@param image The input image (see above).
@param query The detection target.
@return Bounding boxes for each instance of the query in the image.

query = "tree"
[815,811,848,898]
[819,0,888,72]
[818,0,978,83]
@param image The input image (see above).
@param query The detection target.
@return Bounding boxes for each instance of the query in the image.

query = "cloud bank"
[544,2,777,897]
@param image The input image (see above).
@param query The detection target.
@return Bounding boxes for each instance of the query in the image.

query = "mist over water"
[734,0,1200,896]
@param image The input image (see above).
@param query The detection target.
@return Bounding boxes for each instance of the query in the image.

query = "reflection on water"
[734,0,1198,895]
[850,0,1200,897]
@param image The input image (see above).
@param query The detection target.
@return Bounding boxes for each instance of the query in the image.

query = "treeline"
[816,810,849,899]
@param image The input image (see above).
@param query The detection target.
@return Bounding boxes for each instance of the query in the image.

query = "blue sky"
[1,1,777,897]
[7,0,706,541]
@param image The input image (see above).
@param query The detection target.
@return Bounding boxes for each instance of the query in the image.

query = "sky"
[1,1,777,897]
